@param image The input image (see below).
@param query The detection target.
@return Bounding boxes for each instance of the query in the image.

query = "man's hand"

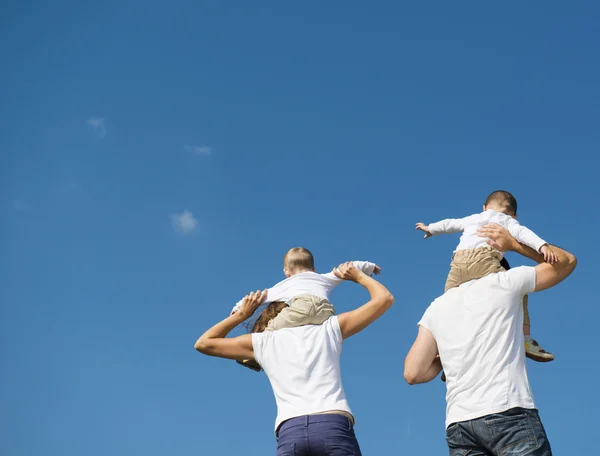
[416,222,432,239]
[373,265,382,275]
[333,262,366,282]
[477,223,518,252]
[237,290,268,319]
[540,244,559,264]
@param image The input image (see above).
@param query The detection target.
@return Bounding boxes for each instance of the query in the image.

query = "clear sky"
[1,1,598,454]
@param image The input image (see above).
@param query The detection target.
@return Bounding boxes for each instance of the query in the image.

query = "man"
[404,224,577,455]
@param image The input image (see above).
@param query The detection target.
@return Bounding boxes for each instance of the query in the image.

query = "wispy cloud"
[184,144,213,155]
[170,210,199,234]
[87,117,106,137]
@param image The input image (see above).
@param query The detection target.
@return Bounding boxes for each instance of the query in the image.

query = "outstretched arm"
[416,215,471,239]
[195,290,266,360]
[404,326,442,385]
[335,263,394,339]
[478,224,577,292]
[321,260,381,283]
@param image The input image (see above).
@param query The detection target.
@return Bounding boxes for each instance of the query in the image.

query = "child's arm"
[417,215,472,239]
[505,218,557,262]
[321,261,380,283]
[230,283,281,315]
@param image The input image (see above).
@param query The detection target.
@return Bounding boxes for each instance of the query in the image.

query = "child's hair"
[251,301,289,333]
[484,190,518,216]
[283,247,315,274]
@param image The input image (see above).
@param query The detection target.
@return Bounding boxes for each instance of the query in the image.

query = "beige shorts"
[265,294,335,331]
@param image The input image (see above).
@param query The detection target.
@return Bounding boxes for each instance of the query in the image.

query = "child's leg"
[504,259,555,362]
[523,294,530,337]
[444,265,463,292]
[522,294,554,362]
[445,247,504,293]
[266,294,334,331]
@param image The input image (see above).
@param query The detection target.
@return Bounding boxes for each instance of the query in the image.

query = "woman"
[194,262,394,455]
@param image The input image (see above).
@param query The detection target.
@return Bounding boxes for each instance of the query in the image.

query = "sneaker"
[236,359,262,372]
[525,339,554,362]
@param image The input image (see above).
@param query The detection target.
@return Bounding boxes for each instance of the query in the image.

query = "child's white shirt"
[428,210,546,256]
[230,261,376,314]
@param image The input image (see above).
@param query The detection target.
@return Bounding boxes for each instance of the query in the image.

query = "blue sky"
[1,1,598,454]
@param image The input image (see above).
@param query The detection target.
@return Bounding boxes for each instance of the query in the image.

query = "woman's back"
[252,316,351,433]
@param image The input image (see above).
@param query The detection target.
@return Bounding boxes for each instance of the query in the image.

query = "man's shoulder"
[469,266,536,297]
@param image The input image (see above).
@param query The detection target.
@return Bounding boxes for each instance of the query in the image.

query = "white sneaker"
[525,339,554,362]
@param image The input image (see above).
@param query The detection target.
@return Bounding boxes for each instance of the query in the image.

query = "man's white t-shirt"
[418,266,537,428]
[252,316,352,433]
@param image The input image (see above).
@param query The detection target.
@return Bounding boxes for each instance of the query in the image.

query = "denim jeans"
[276,414,362,456]
[446,408,552,455]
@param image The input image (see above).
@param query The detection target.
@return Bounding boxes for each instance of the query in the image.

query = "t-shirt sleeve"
[504,266,536,296]
[417,303,436,337]
[327,316,344,352]
[251,332,266,367]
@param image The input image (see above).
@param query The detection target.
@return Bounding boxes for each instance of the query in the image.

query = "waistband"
[276,413,354,437]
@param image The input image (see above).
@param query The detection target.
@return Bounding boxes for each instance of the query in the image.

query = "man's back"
[419,267,537,427]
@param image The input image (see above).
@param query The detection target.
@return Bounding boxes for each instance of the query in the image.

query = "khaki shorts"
[265,294,335,331]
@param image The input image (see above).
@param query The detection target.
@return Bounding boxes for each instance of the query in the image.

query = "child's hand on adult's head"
[333,262,365,282]
[540,245,559,264]
[415,222,432,239]
[238,289,268,319]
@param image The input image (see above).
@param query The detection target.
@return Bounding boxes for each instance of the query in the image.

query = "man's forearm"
[509,240,545,264]
[416,358,443,384]
[511,240,575,266]
[406,357,443,385]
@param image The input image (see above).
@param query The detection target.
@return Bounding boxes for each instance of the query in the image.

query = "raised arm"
[416,215,471,239]
[478,224,577,292]
[196,290,267,360]
[334,263,394,339]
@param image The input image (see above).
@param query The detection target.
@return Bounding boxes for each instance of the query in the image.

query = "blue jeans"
[276,414,362,456]
[446,408,552,455]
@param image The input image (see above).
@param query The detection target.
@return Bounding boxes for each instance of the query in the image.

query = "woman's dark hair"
[251,301,289,333]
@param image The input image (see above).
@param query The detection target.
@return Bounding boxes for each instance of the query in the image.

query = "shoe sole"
[526,352,555,363]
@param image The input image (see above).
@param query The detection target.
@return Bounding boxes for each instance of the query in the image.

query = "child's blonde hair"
[283,247,315,275]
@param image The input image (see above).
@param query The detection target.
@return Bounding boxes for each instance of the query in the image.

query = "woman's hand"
[333,262,366,282]
[238,289,268,319]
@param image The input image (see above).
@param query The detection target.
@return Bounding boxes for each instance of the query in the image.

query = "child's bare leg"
[522,295,554,362]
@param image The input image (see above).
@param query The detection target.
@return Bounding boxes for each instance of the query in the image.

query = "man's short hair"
[283,247,315,273]
[485,190,518,216]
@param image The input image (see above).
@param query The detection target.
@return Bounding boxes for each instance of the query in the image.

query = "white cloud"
[170,210,198,234]
[87,117,106,137]
[184,144,212,155]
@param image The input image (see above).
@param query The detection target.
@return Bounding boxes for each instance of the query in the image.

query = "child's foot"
[236,359,262,372]
[525,339,554,362]
[440,371,446,382]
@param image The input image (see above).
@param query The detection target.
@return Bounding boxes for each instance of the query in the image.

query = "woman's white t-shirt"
[251,316,353,433]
